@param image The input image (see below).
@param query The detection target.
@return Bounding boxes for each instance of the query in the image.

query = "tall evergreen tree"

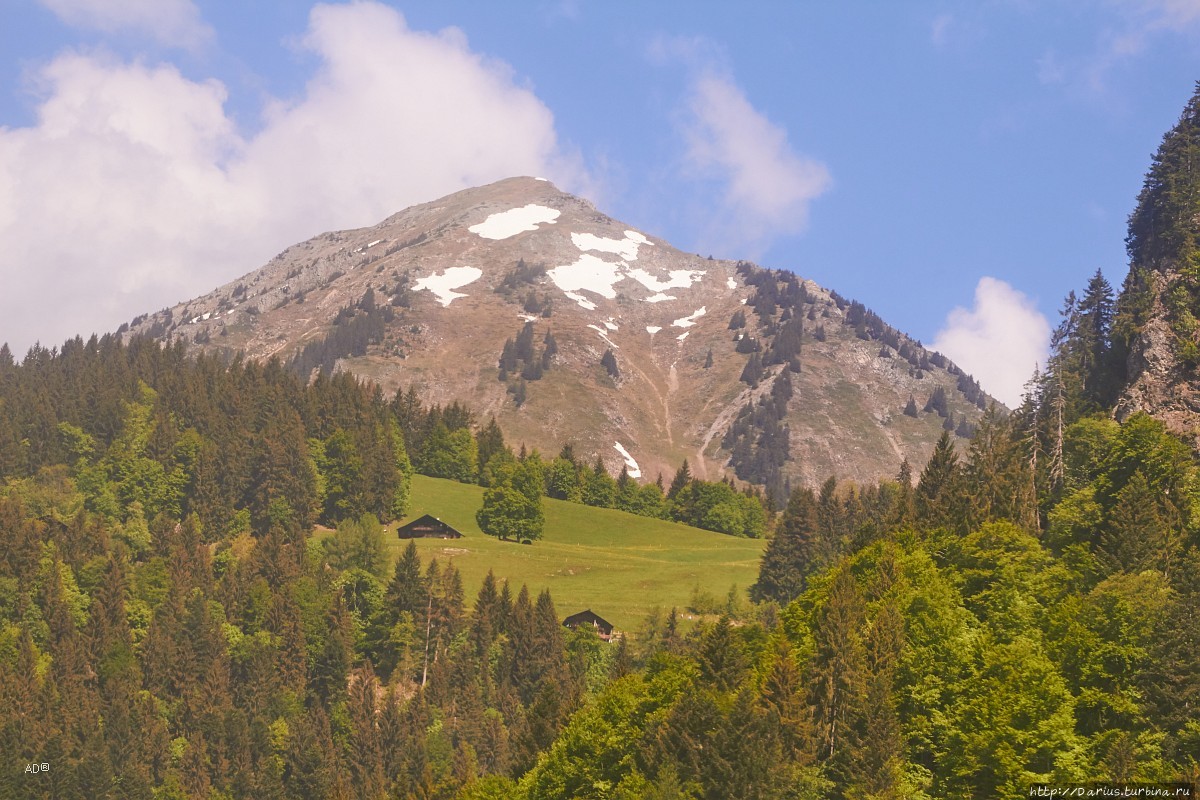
[809,569,867,783]
[751,487,819,604]
[915,430,963,532]
[667,459,692,500]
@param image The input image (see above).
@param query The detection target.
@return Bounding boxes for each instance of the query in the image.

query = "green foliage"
[5,284,1200,798]
[419,422,480,483]
[751,487,819,604]
[669,479,766,538]
[476,457,545,542]
[477,485,544,543]
[324,513,388,578]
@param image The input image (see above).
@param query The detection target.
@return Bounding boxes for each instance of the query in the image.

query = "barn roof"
[396,514,463,538]
[562,609,613,632]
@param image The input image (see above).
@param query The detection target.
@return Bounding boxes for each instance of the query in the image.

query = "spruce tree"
[915,430,963,531]
[750,487,818,604]
[600,349,620,380]
[667,459,692,500]
[810,568,867,779]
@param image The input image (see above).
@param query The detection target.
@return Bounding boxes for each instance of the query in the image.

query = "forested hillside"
[3,318,1200,799]
[5,84,1200,800]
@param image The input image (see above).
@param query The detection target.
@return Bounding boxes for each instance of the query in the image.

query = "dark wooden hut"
[562,609,614,641]
[396,514,463,540]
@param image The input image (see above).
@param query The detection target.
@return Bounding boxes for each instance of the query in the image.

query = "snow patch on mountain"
[563,291,597,310]
[571,230,653,261]
[627,267,703,293]
[588,324,619,349]
[414,266,483,306]
[548,253,625,302]
[613,441,641,478]
[672,307,707,328]
[469,204,560,240]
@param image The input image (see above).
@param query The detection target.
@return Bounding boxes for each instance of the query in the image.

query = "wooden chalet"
[562,609,615,641]
[396,514,463,540]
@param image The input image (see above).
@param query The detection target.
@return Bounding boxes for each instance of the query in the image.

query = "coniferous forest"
[5,84,1200,800]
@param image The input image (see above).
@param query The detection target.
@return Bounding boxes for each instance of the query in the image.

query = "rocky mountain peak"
[125,177,993,495]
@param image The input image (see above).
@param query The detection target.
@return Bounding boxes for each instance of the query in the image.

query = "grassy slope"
[389,475,765,631]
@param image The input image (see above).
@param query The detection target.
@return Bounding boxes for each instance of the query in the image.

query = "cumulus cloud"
[0,1,584,355]
[682,73,831,253]
[39,0,214,49]
[653,36,830,256]
[931,277,1051,408]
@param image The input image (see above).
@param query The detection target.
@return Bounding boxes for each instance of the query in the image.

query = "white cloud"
[0,1,585,355]
[931,277,1051,408]
[681,71,831,255]
[930,14,953,47]
[39,0,214,50]
[1116,0,1200,32]
[1042,1,1200,95]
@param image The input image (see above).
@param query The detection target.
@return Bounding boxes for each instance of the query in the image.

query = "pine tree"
[923,386,949,417]
[809,569,867,779]
[696,616,749,692]
[1099,469,1175,575]
[667,459,692,500]
[915,430,963,531]
[751,487,818,604]
[475,416,508,481]
[760,637,817,764]
[964,405,1038,531]
[600,349,620,380]
[739,352,764,387]
[890,459,915,530]
[1078,268,1117,407]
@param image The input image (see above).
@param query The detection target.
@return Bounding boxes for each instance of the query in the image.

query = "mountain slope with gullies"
[124,176,995,493]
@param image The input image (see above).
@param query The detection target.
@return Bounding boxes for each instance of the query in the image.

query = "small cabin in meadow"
[562,609,614,641]
[396,514,463,540]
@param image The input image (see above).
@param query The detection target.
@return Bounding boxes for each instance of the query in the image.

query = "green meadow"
[385,475,766,631]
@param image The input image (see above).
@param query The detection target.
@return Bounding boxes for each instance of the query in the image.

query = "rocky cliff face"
[125,176,993,491]
[1114,84,1200,446]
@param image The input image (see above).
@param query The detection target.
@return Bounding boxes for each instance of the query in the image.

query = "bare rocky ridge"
[126,176,994,489]
[1115,267,1200,446]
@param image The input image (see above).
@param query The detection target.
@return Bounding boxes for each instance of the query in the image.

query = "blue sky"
[2,1,1199,405]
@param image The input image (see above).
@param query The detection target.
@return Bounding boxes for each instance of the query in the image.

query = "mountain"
[1114,84,1200,445]
[124,176,993,492]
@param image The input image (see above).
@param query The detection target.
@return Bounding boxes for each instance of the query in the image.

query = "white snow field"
[414,266,484,306]
[563,292,597,310]
[613,442,641,478]
[571,229,654,261]
[547,254,625,304]
[469,204,560,240]
[672,307,707,328]
[626,267,703,293]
